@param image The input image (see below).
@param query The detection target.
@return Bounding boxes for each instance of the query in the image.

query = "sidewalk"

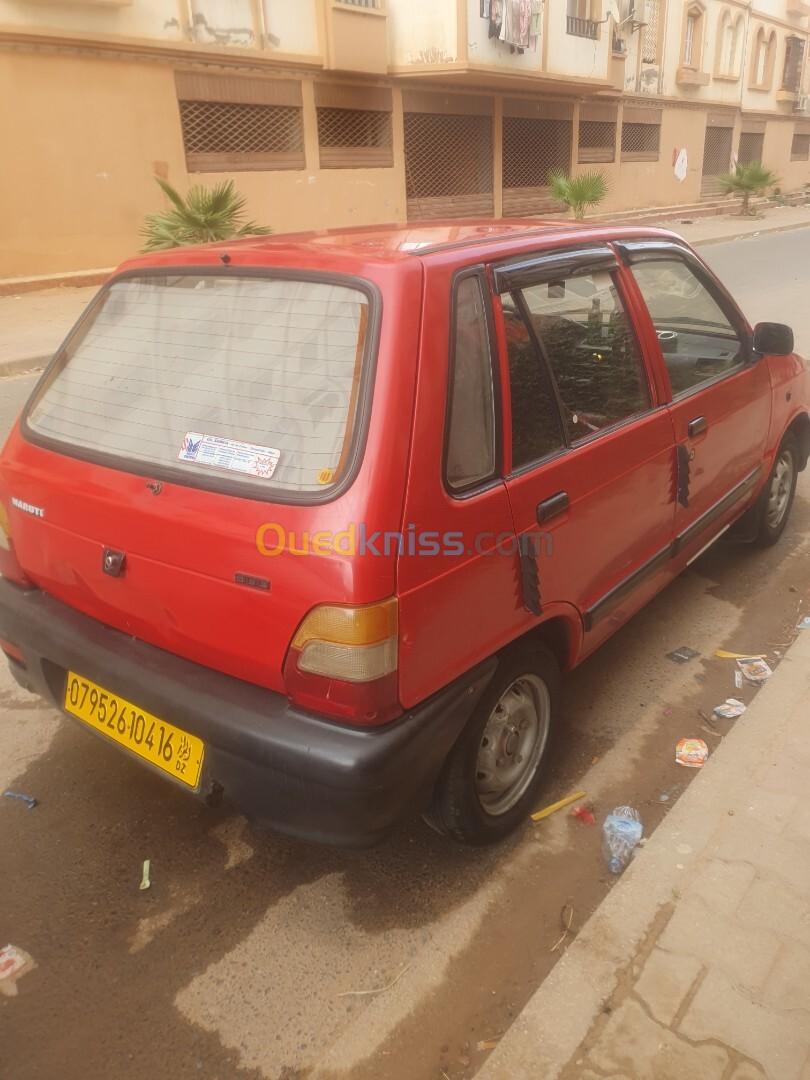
[1,205,809,379]
[478,629,810,1080]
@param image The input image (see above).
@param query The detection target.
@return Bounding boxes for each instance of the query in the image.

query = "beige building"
[1,0,809,279]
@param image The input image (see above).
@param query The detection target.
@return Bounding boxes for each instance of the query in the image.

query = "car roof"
[118,219,685,275]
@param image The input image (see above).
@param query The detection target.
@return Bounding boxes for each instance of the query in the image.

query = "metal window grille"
[620,121,660,160]
[567,15,599,38]
[337,0,381,6]
[179,99,304,171]
[782,36,805,92]
[701,125,733,196]
[578,120,616,163]
[642,0,659,63]
[317,107,393,168]
[737,132,764,166]
[404,112,493,220]
[791,133,810,161]
[503,115,572,216]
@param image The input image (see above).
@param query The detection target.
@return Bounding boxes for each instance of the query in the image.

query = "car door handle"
[536,491,569,524]
[688,416,707,438]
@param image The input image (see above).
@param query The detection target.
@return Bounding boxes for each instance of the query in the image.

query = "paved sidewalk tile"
[633,948,702,1026]
[586,999,729,1080]
[679,969,810,1080]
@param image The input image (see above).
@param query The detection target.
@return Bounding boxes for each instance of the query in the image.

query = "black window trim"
[496,244,657,475]
[20,265,383,508]
[615,238,755,404]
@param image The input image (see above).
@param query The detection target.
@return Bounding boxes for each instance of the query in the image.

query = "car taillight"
[283,598,400,726]
[0,502,32,587]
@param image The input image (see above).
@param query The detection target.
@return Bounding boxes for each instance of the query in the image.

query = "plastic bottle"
[602,806,643,874]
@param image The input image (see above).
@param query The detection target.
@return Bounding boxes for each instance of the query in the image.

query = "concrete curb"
[0,356,49,379]
[687,215,810,247]
[477,628,810,1080]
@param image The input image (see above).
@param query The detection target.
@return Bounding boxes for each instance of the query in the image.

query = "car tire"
[424,643,560,846]
[754,432,799,548]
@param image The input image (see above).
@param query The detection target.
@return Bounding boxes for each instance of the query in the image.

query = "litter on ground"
[0,945,35,997]
[797,616,810,630]
[715,650,765,660]
[737,657,773,685]
[139,860,151,891]
[666,646,700,664]
[713,698,746,720]
[530,790,586,822]
[2,790,37,810]
[571,804,597,826]
[675,738,709,768]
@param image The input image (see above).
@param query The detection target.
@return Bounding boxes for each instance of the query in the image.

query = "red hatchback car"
[0,221,807,846]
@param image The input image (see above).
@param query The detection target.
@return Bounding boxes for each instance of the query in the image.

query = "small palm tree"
[140,177,272,251]
[717,162,779,217]
[547,170,608,220]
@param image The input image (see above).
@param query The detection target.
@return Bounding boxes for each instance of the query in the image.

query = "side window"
[630,258,745,396]
[502,294,566,469]
[445,275,496,491]
[520,270,651,444]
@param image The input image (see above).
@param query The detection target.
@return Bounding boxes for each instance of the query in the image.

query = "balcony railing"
[337,0,381,6]
[567,15,599,39]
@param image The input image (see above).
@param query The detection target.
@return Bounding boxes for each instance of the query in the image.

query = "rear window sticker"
[179,432,280,480]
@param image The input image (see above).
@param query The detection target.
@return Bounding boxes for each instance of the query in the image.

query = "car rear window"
[26,273,372,496]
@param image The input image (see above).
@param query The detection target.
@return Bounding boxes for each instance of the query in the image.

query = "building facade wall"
[1,0,809,279]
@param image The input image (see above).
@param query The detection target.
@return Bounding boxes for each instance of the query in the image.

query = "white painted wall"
[0,0,319,53]
[387,0,459,65]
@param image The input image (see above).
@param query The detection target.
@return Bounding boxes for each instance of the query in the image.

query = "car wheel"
[754,432,799,547]
[424,644,559,845]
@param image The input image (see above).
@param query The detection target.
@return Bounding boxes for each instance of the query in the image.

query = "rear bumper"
[0,579,495,846]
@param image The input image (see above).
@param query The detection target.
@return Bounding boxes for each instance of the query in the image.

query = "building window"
[782,36,805,93]
[792,131,810,161]
[750,27,776,89]
[577,106,617,163]
[621,109,662,162]
[684,12,698,64]
[175,73,305,172]
[641,0,660,63]
[738,131,765,166]
[717,11,743,77]
[315,85,393,169]
[566,0,599,39]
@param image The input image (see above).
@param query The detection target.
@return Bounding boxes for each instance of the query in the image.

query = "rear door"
[495,245,676,649]
[619,242,771,557]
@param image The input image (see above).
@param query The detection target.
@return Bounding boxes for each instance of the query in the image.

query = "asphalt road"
[1,226,810,1080]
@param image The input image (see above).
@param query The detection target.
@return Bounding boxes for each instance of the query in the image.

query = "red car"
[0,221,807,846]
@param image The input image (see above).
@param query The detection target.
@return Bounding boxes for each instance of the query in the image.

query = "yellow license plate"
[64,671,205,789]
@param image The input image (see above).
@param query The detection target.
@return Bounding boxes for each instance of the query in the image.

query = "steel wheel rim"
[766,451,794,529]
[475,674,550,817]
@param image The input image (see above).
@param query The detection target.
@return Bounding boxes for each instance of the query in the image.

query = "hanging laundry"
[489,0,504,37]
[500,0,532,49]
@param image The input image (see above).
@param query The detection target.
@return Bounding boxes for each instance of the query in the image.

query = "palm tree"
[140,177,272,251]
[717,162,779,217]
[547,170,609,220]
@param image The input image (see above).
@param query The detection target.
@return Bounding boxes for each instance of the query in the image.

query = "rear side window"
[445,275,496,491]
[26,275,372,496]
